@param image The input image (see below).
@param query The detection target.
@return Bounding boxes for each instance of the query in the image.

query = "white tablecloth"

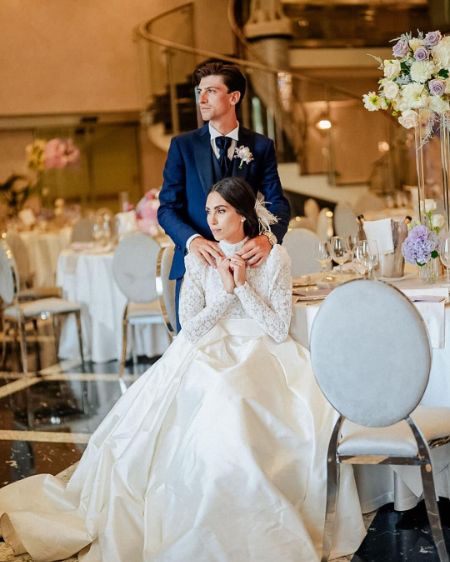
[19,228,72,287]
[56,249,171,363]
[289,276,450,513]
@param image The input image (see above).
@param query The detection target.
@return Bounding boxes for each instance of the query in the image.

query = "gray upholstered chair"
[283,228,321,277]
[112,232,165,376]
[0,241,85,374]
[310,279,450,562]
[333,202,358,237]
[156,244,177,339]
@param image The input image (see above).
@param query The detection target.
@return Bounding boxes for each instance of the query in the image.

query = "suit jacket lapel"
[193,125,214,194]
[233,127,254,180]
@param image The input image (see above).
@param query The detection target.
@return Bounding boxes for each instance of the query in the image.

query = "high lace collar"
[219,237,248,257]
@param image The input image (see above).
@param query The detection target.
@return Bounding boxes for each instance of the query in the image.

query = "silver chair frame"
[155,245,176,340]
[322,414,450,562]
[1,243,85,375]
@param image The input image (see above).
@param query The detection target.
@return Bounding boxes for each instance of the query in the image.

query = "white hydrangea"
[432,213,445,229]
[410,60,435,83]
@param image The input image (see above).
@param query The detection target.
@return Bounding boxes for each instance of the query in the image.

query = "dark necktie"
[215,136,232,177]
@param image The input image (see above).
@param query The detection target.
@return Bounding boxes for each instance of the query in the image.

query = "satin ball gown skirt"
[0,319,365,562]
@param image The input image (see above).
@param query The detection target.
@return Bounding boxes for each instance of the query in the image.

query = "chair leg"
[17,319,29,375]
[74,312,86,372]
[407,416,450,562]
[119,306,128,378]
[52,316,60,361]
[321,416,344,562]
[31,319,41,372]
[131,325,138,373]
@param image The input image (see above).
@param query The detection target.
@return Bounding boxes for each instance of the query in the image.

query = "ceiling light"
[316,118,332,130]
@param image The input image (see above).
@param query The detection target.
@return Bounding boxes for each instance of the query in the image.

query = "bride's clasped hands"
[217,253,246,293]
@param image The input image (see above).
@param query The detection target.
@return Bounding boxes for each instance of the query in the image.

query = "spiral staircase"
[134,0,420,213]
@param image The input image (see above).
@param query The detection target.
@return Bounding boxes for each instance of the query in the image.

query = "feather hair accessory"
[254,193,278,233]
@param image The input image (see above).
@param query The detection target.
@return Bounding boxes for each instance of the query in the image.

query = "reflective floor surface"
[0,331,449,560]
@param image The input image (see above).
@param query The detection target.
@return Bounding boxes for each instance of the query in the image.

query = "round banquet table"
[56,248,171,363]
[19,227,72,287]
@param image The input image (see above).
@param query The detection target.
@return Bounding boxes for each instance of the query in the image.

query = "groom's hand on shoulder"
[238,235,272,268]
[189,237,223,268]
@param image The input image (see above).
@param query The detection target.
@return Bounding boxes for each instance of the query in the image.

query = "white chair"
[333,203,358,237]
[310,279,450,562]
[283,228,321,277]
[0,241,85,374]
[156,244,177,340]
[112,232,165,377]
[316,207,334,241]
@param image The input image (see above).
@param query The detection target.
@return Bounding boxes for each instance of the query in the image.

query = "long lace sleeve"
[179,254,237,343]
[234,246,292,343]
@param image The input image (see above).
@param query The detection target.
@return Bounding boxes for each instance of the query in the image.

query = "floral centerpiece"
[0,138,80,219]
[362,30,450,129]
[402,199,444,282]
[136,188,160,236]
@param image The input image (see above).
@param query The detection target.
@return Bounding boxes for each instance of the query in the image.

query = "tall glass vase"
[440,112,450,232]
[414,113,428,224]
[418,258,440,284]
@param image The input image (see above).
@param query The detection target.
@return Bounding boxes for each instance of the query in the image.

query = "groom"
[158,61,291,325]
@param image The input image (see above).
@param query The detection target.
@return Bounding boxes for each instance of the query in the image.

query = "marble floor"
[0,333,449,561]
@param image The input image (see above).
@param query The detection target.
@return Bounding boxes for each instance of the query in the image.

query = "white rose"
[398,109,419,129]
[398,83,426,110]
[382,80,399,100]
[383,60,401,79]
[409,38,424,51]
[429,95,450,114]
[431,36,450,67]
[431,213,445,229]
[425,198,437,212]
[410,60,434,83]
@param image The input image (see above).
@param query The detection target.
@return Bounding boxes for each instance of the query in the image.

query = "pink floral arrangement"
[136,188,160,236]
[26,138,80,172]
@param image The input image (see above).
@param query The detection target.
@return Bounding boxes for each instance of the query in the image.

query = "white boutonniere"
[234,145,254,169]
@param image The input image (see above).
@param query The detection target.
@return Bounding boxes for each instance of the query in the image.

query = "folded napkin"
[401,288,447,348]
[363,218,394,254]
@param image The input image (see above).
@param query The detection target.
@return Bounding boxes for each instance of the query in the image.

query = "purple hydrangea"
[402,224,439,265]
[414,46,429,61]
[424,30,442,48]
[429,78,446,96]
[393,37,410,58]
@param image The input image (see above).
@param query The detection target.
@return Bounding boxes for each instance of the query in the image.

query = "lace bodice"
[179,243,292,343]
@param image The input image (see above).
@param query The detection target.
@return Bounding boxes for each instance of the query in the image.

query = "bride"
[0,177,365,562]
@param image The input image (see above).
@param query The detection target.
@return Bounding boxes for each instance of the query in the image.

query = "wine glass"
[330,236,352,273]
[440,236,450,283]
[355,240,379,279]
[315,241,331,273]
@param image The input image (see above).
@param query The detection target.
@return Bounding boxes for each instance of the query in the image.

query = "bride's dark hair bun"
[210,177,259,238]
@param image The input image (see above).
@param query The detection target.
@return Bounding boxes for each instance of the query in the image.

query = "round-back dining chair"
[310,279,450,562]
[156,244,177,340]
[112,232,165,377]
[283,228,321,277]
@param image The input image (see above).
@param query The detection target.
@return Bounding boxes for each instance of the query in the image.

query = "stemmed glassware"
[440,236,450,283]
[315,241,332,273]
[330,236,352,273]
[355,240,379,279]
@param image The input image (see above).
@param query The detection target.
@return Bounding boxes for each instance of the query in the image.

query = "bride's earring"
[241,218,245,222]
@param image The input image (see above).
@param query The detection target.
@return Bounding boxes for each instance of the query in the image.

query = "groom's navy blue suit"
[158,124,291,321]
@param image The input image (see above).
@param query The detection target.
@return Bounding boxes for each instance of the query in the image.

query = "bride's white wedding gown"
[0,241,365,562]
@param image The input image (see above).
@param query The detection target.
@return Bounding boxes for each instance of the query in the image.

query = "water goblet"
[440,237,450,283]
[330,236,352,273]
[315,241,331,273]
[355,240,379,279]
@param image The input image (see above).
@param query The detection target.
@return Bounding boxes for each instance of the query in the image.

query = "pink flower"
[43,138,80,170]
[424,31,442,47]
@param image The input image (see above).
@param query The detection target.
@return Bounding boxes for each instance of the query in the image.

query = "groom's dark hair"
[210,177,259,238]
[193,60,246,108]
